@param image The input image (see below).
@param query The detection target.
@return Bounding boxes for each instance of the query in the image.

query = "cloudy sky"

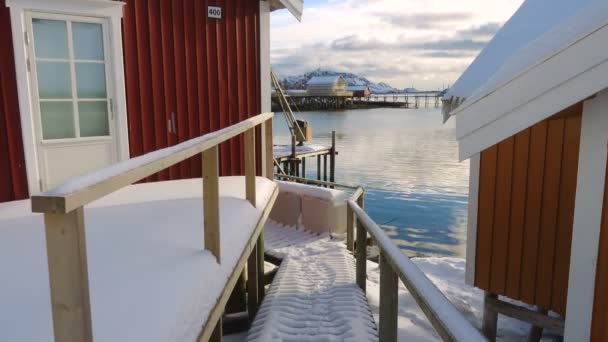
[270,0,524,90]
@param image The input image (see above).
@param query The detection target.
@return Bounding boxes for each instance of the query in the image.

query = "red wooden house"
[443,0,608,340]
[0,0,302,202]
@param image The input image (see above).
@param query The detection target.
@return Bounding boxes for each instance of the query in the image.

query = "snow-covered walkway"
[247,221,378,341]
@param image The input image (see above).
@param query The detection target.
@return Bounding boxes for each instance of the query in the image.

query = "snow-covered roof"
[270,0,304,21]
[307,75,345,86]
[347,85,369,91]
[444,0,608,159]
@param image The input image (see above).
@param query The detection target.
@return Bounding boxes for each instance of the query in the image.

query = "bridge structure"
[271,91,444,111]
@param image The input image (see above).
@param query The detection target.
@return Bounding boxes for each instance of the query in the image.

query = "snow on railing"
[30,112,275,342]
[347,199,488,342]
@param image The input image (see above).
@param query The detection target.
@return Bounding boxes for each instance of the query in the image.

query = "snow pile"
[0,177,277,342]
[276,180,350,202]
[366,258,538,341]
[263,220,332,260]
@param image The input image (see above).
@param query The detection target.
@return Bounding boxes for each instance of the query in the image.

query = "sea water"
[273,108,469,257]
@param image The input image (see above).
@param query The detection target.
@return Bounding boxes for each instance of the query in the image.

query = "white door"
[26,13,118,191]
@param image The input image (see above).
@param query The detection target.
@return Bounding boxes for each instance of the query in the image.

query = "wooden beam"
[482,292,498,341]
[356,215,367,292]
[44,207,93,342]
[486,296,564,334]
[203,146,221,262]
[379,252,398,342]
[31,112,274,214]
[248,243,259,321]
[347,205,354,252]
[256,233,265,301]
[264,119,274,180]
[330,131,336,186]
[244,128,256,207]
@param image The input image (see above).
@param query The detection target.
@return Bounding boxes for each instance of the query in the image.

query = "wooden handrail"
[32,112,274,342]
[32,112,274,214]
[347,199,487,342]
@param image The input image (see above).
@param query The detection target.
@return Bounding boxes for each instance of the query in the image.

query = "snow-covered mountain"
[279,69,400,94]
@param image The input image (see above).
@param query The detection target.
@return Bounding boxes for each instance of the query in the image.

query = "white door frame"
[6,0,128,195]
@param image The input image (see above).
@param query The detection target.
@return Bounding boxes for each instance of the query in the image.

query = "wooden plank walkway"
[247,221,378,341]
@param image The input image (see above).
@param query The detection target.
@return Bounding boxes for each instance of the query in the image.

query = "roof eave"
[455,25,608,161]
[269,0,303,21]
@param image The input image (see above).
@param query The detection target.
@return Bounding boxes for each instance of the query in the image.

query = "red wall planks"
[0,0,29,202]
[122,0,261,179]
[476,104,583,315]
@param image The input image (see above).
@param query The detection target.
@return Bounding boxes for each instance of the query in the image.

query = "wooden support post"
[323,154,328,186]
[291,135,296,176]
[301,157,306,179]
[248,243,259,321]
[210,317,222,342]
[527,307,548,342]
[264,119,273,180]
[482,292,498,341]
[244,128,256,207]
[256,233,265,301]
[330,131,336,187]
[346,205,354,252]
[203,146,221,262]
[44,207,93,342]
[317,155,321,181]
[356,214,367,292]
[379,252,398,342]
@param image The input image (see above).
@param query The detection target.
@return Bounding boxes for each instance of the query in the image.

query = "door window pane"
[78,101,109,137]
[32,19,68,59]
[75,63,107,98]
[72,22,104,60]
[40,102,75,139]
[37,62,72,99]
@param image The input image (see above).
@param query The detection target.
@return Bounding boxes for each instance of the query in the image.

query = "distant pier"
[271,91,443,111]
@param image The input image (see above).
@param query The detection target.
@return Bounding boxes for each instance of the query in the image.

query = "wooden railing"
[31,112,275,342]
[346,198,487,342]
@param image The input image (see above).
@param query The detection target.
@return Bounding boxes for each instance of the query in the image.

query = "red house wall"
[122,0,261,180]
[0,0,29,202]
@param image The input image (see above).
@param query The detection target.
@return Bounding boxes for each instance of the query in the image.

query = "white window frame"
[6,0,128,195]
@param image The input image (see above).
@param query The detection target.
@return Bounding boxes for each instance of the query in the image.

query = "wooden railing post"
[355,214,367,292]
[379,252,398,342]
[203,146,221,262]
[346,205,354,252]
[245,128,256,206]
[264,118,274,180]
[44,207,93,342]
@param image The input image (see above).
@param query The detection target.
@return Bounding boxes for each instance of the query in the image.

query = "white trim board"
[453,23,608,160]
[259,1,271,178]
[6,0,128,195]
[465,153,480,286]
[564,89,608,341]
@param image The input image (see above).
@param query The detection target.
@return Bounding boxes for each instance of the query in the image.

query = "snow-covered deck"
[0,177,277,341]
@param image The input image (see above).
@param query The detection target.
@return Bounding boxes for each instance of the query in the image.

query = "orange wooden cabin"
[443,0,608,340]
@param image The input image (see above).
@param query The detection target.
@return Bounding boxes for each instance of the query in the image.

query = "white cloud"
[271,0,524,89]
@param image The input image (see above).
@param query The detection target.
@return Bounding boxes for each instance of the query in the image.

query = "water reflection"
[274,108,469,257]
